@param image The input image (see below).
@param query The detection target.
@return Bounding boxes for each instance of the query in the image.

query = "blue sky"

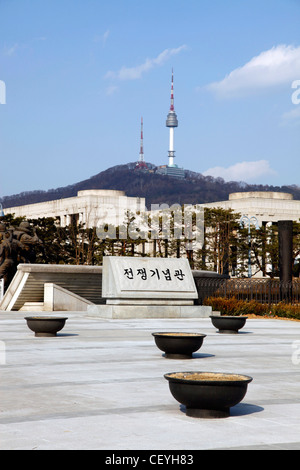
[0,0,300,197]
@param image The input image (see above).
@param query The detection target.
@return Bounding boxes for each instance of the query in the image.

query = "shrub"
[203,296,300,319]
[271,302,300,320]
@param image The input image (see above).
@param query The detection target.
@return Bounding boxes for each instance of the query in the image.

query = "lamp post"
[240,215,259,278]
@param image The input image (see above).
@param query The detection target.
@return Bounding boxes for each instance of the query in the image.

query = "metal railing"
[194,277,300,305]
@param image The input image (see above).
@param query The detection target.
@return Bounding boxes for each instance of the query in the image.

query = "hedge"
[203,296,300,320]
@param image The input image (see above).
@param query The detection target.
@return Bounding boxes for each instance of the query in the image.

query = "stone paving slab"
[1,312,300,450]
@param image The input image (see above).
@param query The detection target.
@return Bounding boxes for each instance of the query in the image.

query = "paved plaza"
[1,312,300,450]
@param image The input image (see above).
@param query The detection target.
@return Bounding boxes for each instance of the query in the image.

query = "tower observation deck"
[166,68,178,167]
[157,69,185,179]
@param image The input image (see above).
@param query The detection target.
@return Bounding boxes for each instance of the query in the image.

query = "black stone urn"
[152,332,206,359]
[164,371,253,418]
[25,316,68,337]
[210,315,247,334]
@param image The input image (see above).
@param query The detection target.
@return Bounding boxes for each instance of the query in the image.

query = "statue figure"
[0,220,42,292]
[0,227,16,287]
[13,221,42,264]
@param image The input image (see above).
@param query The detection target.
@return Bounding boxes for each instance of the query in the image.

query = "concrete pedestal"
[87,304,214,319]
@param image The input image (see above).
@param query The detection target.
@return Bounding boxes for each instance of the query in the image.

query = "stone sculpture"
[0,220,42,290]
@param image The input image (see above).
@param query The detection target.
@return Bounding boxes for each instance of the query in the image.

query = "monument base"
[106,299,194,305]
[86,304,215,319]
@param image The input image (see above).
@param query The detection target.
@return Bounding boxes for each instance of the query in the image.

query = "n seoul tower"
[166,68,178,167]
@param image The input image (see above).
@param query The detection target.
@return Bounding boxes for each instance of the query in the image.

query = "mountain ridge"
[1,162,300,209]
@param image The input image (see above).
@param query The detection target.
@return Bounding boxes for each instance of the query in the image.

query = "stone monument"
[87,256,213,319]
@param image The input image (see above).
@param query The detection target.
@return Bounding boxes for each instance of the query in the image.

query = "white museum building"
[201,191,300,227]
[3,189,300,229]
[3,189,146,229]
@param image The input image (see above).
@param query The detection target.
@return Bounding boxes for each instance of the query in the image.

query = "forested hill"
[1,162,300,209]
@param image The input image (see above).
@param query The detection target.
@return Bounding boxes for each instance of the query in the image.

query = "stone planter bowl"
[164,371,253,418]
[25,316,68,337]
[210,315,247,334]
[152,332,206,359]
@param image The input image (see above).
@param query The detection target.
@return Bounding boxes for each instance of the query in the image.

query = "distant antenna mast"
[139,116,144,162]
[170,68,175,112]
[135,116,148,170]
